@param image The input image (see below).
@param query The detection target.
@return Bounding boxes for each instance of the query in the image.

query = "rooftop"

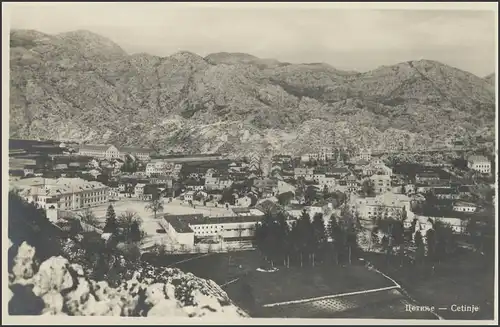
[163,213,263,233]
[468,155,489,163]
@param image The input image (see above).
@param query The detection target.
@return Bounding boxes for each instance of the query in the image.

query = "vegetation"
[145,198,165,219]
[253,207,360,269]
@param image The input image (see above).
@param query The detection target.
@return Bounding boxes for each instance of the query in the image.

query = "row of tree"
[253,208,361,269]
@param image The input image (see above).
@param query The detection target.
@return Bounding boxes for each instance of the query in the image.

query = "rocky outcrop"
[8,241,248,317]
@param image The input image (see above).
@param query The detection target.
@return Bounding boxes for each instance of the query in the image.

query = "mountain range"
[9,29,496,157]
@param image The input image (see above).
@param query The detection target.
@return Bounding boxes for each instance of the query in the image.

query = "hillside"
[484,73,495,86]
[9,29,496,157]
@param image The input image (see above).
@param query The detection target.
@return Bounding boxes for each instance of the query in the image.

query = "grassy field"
[364,250,495,320]
[224,262,395,309]
[145,250,264,285]
[145,249,402,318]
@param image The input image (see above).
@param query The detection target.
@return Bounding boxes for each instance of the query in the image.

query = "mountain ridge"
[9,29,496,156]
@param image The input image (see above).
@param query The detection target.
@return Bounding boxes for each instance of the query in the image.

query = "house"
[23,165,36,177]
[452,201,478,213]
[458,185,472,197]
[88,169,101,179]
[286,204,306,219]
[183,191,195,202]
[54,163,68,171]
[415,171,442,185]
[235,195,253,207]
[370,174,392,194]
[358,149,372,162]
[146,160,175,177]
[149,175,173,188]
[277,180,296,195]
[467,155,491,174]
[253,178,278,197]
[185,179,205,191]
[205,174,233,190]
[432,187,460,200]
[134,183,146,197]
[78,144,121,160]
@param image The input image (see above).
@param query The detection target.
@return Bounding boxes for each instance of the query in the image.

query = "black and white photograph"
[3,2,498,324]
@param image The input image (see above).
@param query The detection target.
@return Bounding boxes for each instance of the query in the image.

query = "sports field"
[145,250,410,317]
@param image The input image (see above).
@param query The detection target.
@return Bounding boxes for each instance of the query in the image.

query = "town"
[8,138,496,318]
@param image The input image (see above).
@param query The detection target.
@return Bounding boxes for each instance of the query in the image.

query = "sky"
[5,2,498,76]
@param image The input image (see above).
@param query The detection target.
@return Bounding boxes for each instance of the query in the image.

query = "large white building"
[348,193,413,221]
[12,177,109,221]
[78,144,151,161]
[160,213,264,247]
[467,155,491,174]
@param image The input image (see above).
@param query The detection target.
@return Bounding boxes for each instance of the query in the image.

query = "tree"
[293,210,314,267]
[221,188,235,205]
[77,208,100,228]
[425,228,436,272]
[145,198,164,219]
[414,231,425,266]
[304,186,317,205]
[103,204,118,234]
[322,185,330,200]
[130,221,142,243]
[328,214,345,265]
[311,213,327,266]
[117,211,142,242]
[361,179,375,197]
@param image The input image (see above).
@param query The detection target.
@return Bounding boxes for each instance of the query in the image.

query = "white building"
[370,174,392,194]
[12,177,109,215]
[467,155,491,174]
[145,160,175,177]
[78,144,151,161]
[452,201,478,213]
[160,213,264,247]
[348,193,412,221]
[134,183,146,197]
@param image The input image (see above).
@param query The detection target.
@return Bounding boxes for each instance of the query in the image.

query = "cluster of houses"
[9,140,494,251]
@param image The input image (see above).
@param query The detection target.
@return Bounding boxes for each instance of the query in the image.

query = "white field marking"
[166,252,213,268]
[368,262,444,320]
[262,285,400,308]
[221,277,241,287]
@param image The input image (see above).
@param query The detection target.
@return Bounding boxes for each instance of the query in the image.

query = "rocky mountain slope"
[484,73,495,86]
[8,240,247,317]
[9,29,496,156]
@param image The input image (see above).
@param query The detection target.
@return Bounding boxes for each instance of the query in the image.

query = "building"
[78,145,121,160]
[149,175,173,188]
[370,174,392,194]
[145,160,175,177]
[467,155,491,174]
[205,175,233,190]
[160,213,264,247]
[185,179,205,191]
[12,177,109,217]
[78,144,151,161]
[358,149,372,162]
[183,191,195,202]
[134,183,146,197]
[253,178,278,197]
[415,171,441,185]
[452,201,478,213]
[349,193,412,221]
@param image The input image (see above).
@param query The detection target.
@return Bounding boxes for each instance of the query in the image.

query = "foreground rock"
[8,241,248,317]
